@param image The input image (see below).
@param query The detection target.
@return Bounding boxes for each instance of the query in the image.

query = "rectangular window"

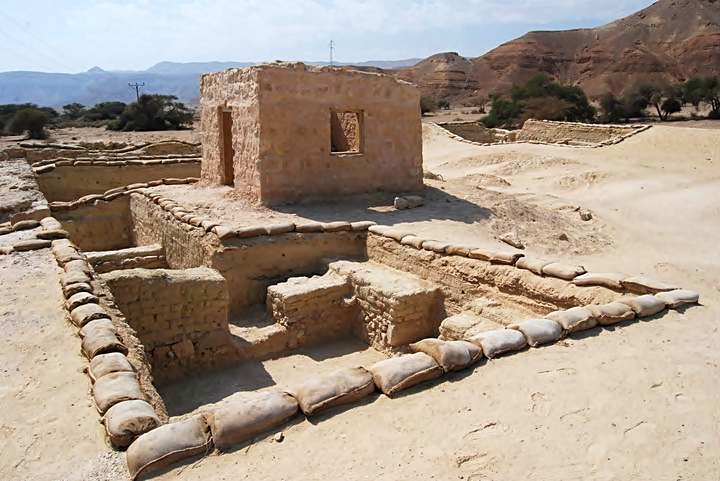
[330,110,363,154]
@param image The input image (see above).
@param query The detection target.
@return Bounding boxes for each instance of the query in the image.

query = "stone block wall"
[212,231,367,316]
[37,163,200,202]
[200,63,423,204]
[129,193,213,269]
[100,267,232,384]
[55,197,134,251]
[267,273,356,348]
[517,119,640,145]
[328,260,444,349]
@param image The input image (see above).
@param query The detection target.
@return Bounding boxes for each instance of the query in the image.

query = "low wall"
[213,232,368,316]
[37,163,200,202]
[54,197,134,251]
[130,193,213,269]
[517,119,643,145]
[101,267,232,384]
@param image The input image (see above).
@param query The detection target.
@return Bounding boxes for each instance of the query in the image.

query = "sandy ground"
[2,123,719,480]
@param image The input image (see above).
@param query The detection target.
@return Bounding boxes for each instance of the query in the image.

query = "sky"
[0,0,655,73]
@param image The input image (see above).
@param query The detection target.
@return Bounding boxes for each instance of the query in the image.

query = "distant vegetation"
[482,75,596,128]
[0,94,195,139]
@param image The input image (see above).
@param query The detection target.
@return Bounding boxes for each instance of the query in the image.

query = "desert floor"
[1,122,719,481]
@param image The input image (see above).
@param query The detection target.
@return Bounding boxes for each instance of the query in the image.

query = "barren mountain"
[397,0,720,99]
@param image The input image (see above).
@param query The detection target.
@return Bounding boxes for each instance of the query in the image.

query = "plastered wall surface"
[55,197,134,251]
[200,64,423,204]
[517,119,639,144]
[37,164,200,202]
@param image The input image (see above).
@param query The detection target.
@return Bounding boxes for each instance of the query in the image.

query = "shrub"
[708,110,720,120]
[420,96,439,115]
[437,99,451,110]
[8,108,50,139]
[108,94,194,131]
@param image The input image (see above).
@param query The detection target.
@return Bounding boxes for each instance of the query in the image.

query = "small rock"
[579,209,593,221]
[393,197,410,210]
[499,231,525,250]
[274,432,284,443]
[558,233,570,241]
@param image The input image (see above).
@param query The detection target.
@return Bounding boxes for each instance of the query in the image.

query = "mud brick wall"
[200,63,423,204]
[37,163,200,202]
[101,267,232,384]
[55,197,133,251]
[129,193,213,269]
[212,231,367,316]
[517,119,638,145]
[267,274,356,348]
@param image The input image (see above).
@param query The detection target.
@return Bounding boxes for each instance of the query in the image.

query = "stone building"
[199,62,423,205]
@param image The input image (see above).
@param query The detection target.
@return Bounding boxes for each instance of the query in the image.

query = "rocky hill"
[397,0,720,100]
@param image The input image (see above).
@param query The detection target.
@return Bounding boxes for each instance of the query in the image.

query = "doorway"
[220,108,234,186]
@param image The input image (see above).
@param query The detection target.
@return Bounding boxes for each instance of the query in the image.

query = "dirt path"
[0,250,124,481]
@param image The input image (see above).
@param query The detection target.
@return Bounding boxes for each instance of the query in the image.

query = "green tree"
[84,101,127,121]
[9,108,50,139]
[437,99,451,110]
[420,96,438,115]
[62,103,86,120]
[661,97,682,119]
[108,94,194,131]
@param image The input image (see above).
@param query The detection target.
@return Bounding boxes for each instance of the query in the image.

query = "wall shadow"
[272,185,494,226]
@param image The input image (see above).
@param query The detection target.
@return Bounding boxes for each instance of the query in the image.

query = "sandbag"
[70,303,110,327]
[104,400,161,449]
[80,318,115,338]
[66,291,99,310]
[63,282,92,297]
[508,319,563,347]
[126,414,213,481]
[620,295,667,318]
[515,257,552,276]
[466,329,527,358]
[542,262,586,280]
[289,367,375,416]
[209,390,298,451]
[369,352,443,397]
[82,325,127,359]
[572,272,624,290]
[546,307,597,333]
[620,276,678,294]
[93,371,144,414]
[587,302,636,325]
[409,338,483,372]
[655,290,700,309]
[89,352,134,383]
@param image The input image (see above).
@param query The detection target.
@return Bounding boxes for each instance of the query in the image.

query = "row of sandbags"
[50,236,161,449]
[47,177,199,212]
[31,154,201,168]
[124,288,700,480]
[0,217,69,254]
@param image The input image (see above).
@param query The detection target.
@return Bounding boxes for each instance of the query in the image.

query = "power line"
[329,40,334,66]
[0,9,84,72]
[0,26,74,72]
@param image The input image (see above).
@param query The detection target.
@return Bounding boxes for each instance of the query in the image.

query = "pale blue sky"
[0,0,654,73]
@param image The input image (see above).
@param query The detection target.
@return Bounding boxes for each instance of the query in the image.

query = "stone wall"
[517,119,642,145]
[101,267,232,384]
[129,194,213,269]
[200,63,423,204]
[54,197,134,251]
[212,231,368,316]
[37,163,200,202]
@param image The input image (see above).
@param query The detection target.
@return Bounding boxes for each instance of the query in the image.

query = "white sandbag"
[572,272,624,290]
[586,302,636,326]
[620,295,667,318]
[66,291,99,310]
[93,371,144,414]
[507,319,563,347]
[546,307,597,333]
[409,338,483,372]
[126,414,213,481]
[621,276,679,294]
[515,257,552,276]
[542,262,586,280]
[209,390,298,451]
[70,303,110,327]
[369,352,443,397]
[104,400,161,449]
[289,367,375,416]
[466,329,527,358]
[89,353,134,383]
[655,290,700,309]
[82,325,127,359]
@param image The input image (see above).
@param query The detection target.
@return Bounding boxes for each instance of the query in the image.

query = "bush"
[708,110,720,120]
[84,101,127,121]
[482,75,595,128]
[437,99,451,110]
[420,96,438,115]
[108,94,194,132]
[8,108,50,139]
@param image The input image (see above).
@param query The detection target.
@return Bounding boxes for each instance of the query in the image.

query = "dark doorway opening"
[220,109,235,185]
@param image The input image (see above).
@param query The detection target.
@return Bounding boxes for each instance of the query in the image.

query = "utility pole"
[128,82,145,102]
[329,40,334,67]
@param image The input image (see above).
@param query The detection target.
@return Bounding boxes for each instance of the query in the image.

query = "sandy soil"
[2,122,719,480]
